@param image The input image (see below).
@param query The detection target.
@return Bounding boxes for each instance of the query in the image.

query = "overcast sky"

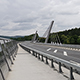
[0,0,80,36]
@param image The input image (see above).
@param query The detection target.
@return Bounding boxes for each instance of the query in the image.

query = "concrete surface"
[6,44,68,80]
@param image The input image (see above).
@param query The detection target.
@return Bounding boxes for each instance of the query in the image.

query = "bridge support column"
[45,21,54,43]
[59,62,63,73]
[70,67,74,80]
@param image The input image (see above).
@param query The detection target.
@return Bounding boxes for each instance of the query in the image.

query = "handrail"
[20,43,80,80]
[0,40,18,80]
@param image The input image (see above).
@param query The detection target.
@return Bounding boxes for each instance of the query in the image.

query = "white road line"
[63,51,68,56]
[47,48,51,51]
[70,60,80,66]
[54,49,57,53]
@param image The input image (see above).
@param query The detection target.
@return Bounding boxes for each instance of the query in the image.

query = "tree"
[77,37,80,44]
[70,38,75,44]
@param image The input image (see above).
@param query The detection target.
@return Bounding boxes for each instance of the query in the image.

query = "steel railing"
[0,39,18,80]
[20,43,80,80]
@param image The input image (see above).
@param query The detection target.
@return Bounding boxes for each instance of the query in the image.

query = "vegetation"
[11,27,80,44]
[49,28,80,44]
[11,34,35,41]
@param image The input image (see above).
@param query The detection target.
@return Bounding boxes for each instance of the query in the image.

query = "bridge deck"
[6,44,67,80]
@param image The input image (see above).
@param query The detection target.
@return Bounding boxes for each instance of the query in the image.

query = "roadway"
[21,41,80,65]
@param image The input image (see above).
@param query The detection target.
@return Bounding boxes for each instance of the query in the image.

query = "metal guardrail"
[20,43,80,80]
[0,40,18,80]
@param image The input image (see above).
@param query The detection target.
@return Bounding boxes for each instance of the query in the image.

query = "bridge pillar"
[45,21,54,43]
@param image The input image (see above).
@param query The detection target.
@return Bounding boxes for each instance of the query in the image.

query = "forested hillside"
[11,28,80,44]
[49,28,80,44]
[11,34,35,41]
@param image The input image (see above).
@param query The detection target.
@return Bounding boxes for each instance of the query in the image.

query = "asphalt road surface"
[21,41,80,66]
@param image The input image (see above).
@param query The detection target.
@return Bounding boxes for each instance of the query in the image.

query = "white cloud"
[0,0,80,36]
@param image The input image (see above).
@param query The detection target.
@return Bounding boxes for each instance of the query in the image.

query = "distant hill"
[0,35,11,39]
[0,35,24,39]
[11,34,35,41]
[49,28,80,44]
[1,27,80,44]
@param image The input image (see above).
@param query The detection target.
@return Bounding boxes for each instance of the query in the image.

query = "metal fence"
[0,39,18,80]
[20,43,80,80]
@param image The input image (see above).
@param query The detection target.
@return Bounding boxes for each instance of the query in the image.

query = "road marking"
[47,48,51,51]
[63,51,68,56]
[70,60,80,66]
[54,49,57,53]
[37,43,80,51]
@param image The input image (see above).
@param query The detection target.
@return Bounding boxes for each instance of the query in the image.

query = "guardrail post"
[45,57,48,64]
[59,62,62,73]
[38,54,40,59]
[35,53,37,57]
[27,49,29,53]
[41,55,44,62]
[28,49,31,53]
[51,59,54,68]
[0,69,5,80]
[32,51,34,56]
[70,67,74,80]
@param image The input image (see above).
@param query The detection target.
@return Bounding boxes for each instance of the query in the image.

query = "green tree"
[77,37,80,44]
[70,38,75,44]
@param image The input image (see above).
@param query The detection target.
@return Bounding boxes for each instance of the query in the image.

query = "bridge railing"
[20,43,80,80]
[0,40,18,80]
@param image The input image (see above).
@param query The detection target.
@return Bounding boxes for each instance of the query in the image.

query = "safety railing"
[0,39,18,80]
[20,43,80,80]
